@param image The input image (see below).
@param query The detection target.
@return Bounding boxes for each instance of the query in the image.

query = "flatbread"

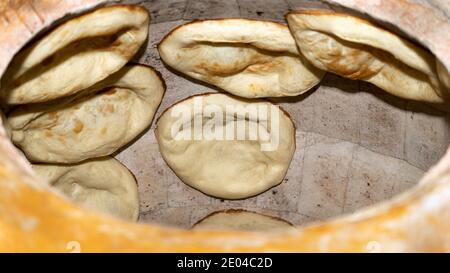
[287,10,448,103]
[155,93,295,199]
[0,5,149,105]
[8,65,165,163]
[192,209,296,232]
[33,157,139,221]
[158,19,324,98]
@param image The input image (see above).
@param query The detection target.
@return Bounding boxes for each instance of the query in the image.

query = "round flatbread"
[192,209,296,232]
[0,5,149,105]
[158,19,324,98]
[286,9,448,103]
[155,93,295,199]
[8,65,165,163]
[32,157,139,221]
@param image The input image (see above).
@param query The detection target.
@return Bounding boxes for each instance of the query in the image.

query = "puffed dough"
[0,5,149,105]
[192,209,296,232]
[8,65,165,164]
[33,157,139,221]
[158,19,324,98]
[287,10,448,103]
[155,93,295,199]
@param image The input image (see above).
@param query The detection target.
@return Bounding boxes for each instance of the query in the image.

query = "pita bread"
[0,5,149,105]
[158,19,324,98]
[155,93,295,199]
[286,10,448,103]
[8,65,165,164]
[192,209,295,232]
[32,157,139,221]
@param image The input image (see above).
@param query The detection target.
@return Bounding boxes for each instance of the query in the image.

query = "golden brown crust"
[46,5,149,33]
[286,9,396,33]
[323,0,450,75]
[157,18,289,51]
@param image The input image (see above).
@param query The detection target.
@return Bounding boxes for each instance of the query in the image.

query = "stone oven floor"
[117,0,450,228]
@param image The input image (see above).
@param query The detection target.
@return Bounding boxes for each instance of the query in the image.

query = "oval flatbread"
[33,157,139,221]
[158,19,324,98]
[155,93,295,199]
[287,10,448,103]
[0,5,149,105]
[8,65,165,163]
[192,209,295,232]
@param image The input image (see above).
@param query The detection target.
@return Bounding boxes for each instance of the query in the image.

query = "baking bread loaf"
[287,10,448,103]
[155,93,295,199]
[158,19,324,98]
[192,209,296,232]
[33,157,139,221]
[8,65,164,163]
[0,5,149,105]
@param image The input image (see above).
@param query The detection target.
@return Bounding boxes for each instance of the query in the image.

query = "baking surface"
[116,0,450,228]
